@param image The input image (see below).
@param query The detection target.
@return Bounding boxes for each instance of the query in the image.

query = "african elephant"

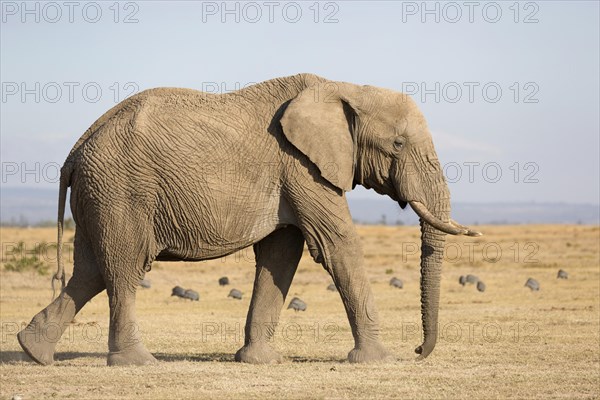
[17,73,480,366]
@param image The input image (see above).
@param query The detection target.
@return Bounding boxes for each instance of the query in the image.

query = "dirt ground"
[1,224,598,399]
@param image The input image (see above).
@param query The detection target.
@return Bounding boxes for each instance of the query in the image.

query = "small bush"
[4,256,49,275]
[3,241,50,275]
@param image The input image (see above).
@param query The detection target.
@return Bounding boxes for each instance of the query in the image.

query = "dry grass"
[1,225,599,399]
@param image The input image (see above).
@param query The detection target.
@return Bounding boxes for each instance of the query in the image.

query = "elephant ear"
[280,82,359,192]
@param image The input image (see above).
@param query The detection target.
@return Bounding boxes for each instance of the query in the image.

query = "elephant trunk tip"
[414,339,436,361]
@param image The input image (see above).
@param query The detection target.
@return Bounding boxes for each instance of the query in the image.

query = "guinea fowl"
[183,289,199,301]
[171,286,186,298]
[219,277,230,286]
[476,281,486,292]
[389,277,403,289]
[287,297,307,312]
[557,269,568,279]
[525,278,540,291]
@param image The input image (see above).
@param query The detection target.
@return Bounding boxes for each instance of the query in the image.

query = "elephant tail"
[52,162,73,300]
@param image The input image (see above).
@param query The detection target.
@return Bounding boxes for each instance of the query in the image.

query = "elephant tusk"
[449,219,483,237]
[409,201,467,235]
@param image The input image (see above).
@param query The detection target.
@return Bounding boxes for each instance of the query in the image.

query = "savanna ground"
[0,224,598,399]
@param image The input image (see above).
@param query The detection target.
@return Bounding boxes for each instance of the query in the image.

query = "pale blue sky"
[1,1,599,204]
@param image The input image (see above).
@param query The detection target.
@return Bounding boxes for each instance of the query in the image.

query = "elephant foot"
[17,326,56,366]
[347,341,395,363]
[235,342,283,364]
[107,343,158,366]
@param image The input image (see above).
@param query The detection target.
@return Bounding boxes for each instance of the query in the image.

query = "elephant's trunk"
[409,196,449,360]
[395,148,482,359]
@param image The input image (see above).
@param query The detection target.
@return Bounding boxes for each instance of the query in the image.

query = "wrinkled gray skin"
[18,73,480,366]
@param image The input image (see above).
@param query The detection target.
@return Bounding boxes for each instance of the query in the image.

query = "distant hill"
[1,187,598,226]
[1,187,73,226]
[347,198,600,225]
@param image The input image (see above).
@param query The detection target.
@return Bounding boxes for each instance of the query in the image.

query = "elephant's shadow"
[154,352,235,363]
[0,351,344,364]
[0,350,107,364]
[0,351,235,364]
[155,353,344,363]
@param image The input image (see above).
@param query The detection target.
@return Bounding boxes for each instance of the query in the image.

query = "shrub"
[3,241,50,276]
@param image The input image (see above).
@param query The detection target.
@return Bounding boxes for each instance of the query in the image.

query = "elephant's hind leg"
[105,284,157,366]
[18,231,106,365]
[100,223,157,366]
[235,226,304,364]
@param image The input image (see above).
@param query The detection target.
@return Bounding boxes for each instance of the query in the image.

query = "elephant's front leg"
[235,226,304,364]
[326,233,394,363]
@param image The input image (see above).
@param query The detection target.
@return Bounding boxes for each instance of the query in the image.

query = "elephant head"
[281,80,481,359]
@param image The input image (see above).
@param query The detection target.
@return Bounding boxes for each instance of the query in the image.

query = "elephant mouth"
[399,200,407,209]
[408,200,482,237]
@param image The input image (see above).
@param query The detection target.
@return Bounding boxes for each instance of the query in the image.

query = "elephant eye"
[393,137,404,150]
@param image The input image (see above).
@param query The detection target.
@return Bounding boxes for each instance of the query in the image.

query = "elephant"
[17,73,481,366]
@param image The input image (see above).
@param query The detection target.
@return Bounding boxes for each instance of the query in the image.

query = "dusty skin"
[1,225,599,399]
